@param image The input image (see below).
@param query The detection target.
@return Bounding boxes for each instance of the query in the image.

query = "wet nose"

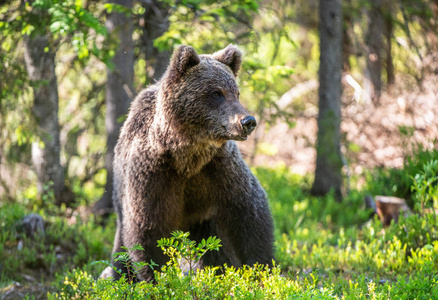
[241,116,257,135]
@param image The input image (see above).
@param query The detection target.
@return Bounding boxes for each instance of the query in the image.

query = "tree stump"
[366,195,411,226]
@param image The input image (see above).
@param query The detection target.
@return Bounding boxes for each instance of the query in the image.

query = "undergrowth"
[1,145,437,298]
[0,186,114,289]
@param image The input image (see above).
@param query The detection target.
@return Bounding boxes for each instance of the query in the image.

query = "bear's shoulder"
[121,85,159,141]
[131,86,158,115]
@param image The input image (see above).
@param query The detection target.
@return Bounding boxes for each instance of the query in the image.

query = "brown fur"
[104,45,274,281]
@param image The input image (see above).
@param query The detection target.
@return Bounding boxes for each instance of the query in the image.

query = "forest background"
[1,0,438,298]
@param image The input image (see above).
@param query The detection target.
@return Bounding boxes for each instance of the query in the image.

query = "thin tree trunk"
[141,0,171,83]
[23,33,65,204]
[311,0,343,201]
[383,2,395,87]
[342,0,353,72]
[93,0,134,215]
[365,0,383,102]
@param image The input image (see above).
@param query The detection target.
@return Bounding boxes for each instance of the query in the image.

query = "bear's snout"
[240,115,257,136]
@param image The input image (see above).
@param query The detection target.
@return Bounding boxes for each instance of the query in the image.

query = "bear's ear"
[212,44,242,77]
[168,45,200,82]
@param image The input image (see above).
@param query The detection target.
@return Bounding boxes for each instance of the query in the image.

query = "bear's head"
[159,44,256,143]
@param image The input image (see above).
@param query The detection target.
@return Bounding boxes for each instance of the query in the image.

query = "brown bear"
[103,44,274,282]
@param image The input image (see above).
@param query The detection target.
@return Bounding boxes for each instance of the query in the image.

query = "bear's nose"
[241,116,257,135]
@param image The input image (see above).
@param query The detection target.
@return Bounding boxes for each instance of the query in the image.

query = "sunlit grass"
[1,147,438,298]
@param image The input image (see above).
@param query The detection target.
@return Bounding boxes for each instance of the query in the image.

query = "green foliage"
[93,244,158,283]
[0,0,110,201]
[0,197,114,284]
[254,165,370,240]
[51,224,438,299]
[20,0,109,62]
[153,0,296,128]
[41,148,438,298]
[157,231,221,274]
[411,159,438,213]
[366,144,438,203]
[154,0,260,52]
[52,231,339,299]
[3,151,438,298]
[274,147,438,280]
[362,155,438,252]
[53,263,340,299]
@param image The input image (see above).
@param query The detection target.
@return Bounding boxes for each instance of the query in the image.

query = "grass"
[1,147,438,299]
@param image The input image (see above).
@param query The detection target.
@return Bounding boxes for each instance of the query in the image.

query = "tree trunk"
[383,0,395,87]
[141,0,171,83]
[311,0,343,201]
[93,0,134,215]
[342,0,353,72]
[365,0,383,102]
[23,33,65,204]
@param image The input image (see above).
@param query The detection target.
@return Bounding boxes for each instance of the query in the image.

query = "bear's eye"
[212,91,223,99]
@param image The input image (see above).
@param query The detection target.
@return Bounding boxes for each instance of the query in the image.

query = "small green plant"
[383,159,438,251]
[411,159,438,213]
[93,244,158,283]
[157,231,222,275]
[366,143,438,203]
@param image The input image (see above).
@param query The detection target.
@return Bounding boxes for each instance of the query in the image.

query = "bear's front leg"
[207,143,275,267]
[122,226,171,282]
[121,169,185,282]
[218,175,275,267]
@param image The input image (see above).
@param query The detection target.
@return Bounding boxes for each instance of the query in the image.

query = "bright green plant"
[380,158,438,251]
[157,230,222,275]
[93,244,158,283]
[50,226,438,299]
[366,143,438,203]
[411,159,438,213]
[51,231,339,299]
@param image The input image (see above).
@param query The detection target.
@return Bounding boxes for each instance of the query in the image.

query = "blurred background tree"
[22,2,65,204]
[92,0,134,215]
[139,0,171,83]
[0,0,109,205]
[311,0,343,200]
